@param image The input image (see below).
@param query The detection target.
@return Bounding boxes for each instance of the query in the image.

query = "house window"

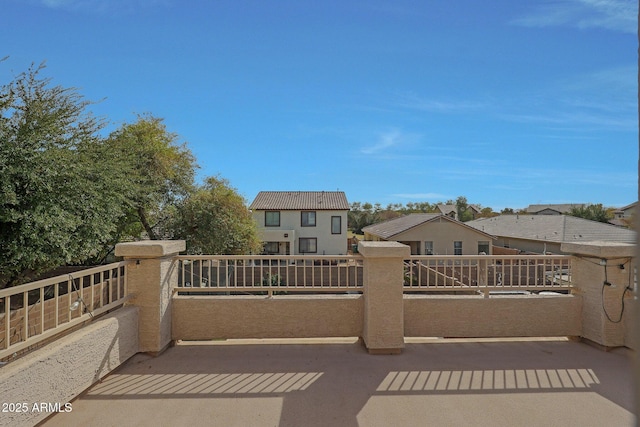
[265,211,280,227]
[301,211,316,227]
[263,242,279,254]
[331,216,341,234]
[424,241,434,255]
[299,237,317,253]
[454,241,462,255]
[478,241,490,255]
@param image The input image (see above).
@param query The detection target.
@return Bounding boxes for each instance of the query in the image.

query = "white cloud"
[565,65,637,102]
[499,65,637,132]
[361,130,415,155]
[511,0,637,33]
[500,109,636,131]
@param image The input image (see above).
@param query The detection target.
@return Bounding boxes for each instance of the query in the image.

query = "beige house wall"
[172,295,363,340]
[380,217,494,255]
[253,210,348,255]
[404,295,582,337]
[258,228,296,253]
[0,306,138,427]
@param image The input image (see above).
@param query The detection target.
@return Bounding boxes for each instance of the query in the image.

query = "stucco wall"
[624,302,637,350]
[569,254,634,347]
[0,306,138,427]
[385,217,493,255]
[173,295,362,340]
[253,210,348,255]
[404,295,582,338]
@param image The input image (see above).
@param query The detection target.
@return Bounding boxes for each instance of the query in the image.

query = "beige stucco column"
[358,241,410,354]
[115,240,185,354]
[562,241,636,348]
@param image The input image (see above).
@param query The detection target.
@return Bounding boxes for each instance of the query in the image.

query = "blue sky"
[2,0,637,210]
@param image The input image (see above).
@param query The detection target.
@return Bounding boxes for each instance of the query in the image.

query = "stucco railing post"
[561,241,636,348]
[358,241,411,354]
[115,240,185,355]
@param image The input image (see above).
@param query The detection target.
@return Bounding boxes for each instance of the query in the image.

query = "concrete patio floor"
[42,338,635,427]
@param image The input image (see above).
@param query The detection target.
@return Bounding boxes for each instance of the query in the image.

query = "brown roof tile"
[249,191,349,210]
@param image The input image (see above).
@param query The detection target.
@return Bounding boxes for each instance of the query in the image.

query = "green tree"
[478,206,498,218]
[348,202,382,234]
[456,196,474,222]
[170,176,262,254]
[397,201,437,214]
[0,64,130,287]
[106,115,197,240]
[568,204,613,223]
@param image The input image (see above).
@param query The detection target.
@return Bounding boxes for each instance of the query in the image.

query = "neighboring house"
[468,204,482,219]
[525,204,585,215]
[249,191,349,255]
[437,204,458,220]
[467,214,637,254]
[362,213,495,255]
[615,202,637,218]
[611,202,637,227]
[437,204,481,220]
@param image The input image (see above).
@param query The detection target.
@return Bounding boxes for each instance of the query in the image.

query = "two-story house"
[249,191,349,255]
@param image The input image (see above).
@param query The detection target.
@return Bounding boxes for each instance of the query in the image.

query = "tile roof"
[437,204,457,215]
[362,213,494,240]
[249,191,349,210]
[437,204,481,215]
[525,204,585,214]
[466,215,636,244]
[363,214,441,239]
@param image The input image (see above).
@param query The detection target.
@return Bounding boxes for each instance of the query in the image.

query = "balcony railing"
[0,262,130,360]
[403,255,572,296]
[175,255,364,296]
